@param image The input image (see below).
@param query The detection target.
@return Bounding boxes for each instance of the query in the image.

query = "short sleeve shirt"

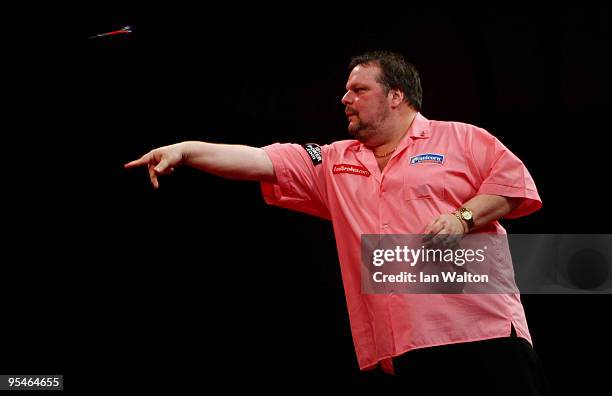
[260,113,542,373]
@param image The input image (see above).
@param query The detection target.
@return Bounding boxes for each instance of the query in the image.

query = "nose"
[341,91,352,106]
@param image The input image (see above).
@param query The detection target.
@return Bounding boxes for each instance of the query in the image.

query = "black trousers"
[392,329,550,395]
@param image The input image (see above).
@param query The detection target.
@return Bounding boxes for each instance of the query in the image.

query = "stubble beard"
[347,106,390,144]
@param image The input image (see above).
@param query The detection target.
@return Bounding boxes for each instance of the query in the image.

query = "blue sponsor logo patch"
[410,153,445,165]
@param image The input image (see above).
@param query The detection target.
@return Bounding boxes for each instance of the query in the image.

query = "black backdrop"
[7,4,611,394]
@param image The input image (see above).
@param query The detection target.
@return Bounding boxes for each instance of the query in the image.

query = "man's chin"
[348,127,368,142]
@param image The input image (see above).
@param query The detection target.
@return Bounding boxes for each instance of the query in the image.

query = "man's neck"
[369,111,417,157]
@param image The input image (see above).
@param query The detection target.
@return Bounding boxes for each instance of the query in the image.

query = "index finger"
[422,217,441,240]
[124,154,151,169]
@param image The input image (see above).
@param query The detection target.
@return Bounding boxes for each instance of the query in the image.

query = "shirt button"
[383,224,389,229]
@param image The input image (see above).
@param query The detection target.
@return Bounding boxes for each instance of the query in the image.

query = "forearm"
[181,141,275,183]
[461,194,520,230]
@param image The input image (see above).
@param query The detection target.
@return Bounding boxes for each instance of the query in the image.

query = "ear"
[389,89,405,108]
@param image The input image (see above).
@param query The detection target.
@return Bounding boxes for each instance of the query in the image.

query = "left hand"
[422,213,466,248]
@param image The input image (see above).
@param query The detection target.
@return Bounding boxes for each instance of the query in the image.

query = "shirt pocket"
[403,167,447,201]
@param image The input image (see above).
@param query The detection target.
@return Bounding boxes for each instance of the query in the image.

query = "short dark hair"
[349,51,422,111]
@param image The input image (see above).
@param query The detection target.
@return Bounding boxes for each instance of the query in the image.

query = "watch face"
[462,210,473,220]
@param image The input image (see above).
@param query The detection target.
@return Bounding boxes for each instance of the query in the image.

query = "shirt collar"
[408,112,431,139]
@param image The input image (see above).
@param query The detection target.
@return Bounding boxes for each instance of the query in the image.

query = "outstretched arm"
[124,141,275,188]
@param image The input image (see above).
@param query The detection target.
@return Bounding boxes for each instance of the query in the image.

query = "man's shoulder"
[296,139,357,149]
[291,139,358,165]
[307,139,360,155]
[328,139,360,150]
[430,119,485,132]
[429,119,494,140]
[325,139,363,159]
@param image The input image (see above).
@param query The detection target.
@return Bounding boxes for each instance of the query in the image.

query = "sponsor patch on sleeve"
[302,143,323,165]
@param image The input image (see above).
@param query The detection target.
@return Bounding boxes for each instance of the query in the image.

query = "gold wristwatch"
[456,207,474,230]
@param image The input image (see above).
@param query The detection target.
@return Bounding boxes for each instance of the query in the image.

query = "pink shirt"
[260,113,542,373]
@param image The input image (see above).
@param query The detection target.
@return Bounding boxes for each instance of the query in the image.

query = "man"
[125,51,548,394]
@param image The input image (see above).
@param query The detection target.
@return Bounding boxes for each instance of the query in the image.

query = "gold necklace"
[374,147,396,158]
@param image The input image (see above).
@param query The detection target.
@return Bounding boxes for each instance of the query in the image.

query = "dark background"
[7,4,610,394]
